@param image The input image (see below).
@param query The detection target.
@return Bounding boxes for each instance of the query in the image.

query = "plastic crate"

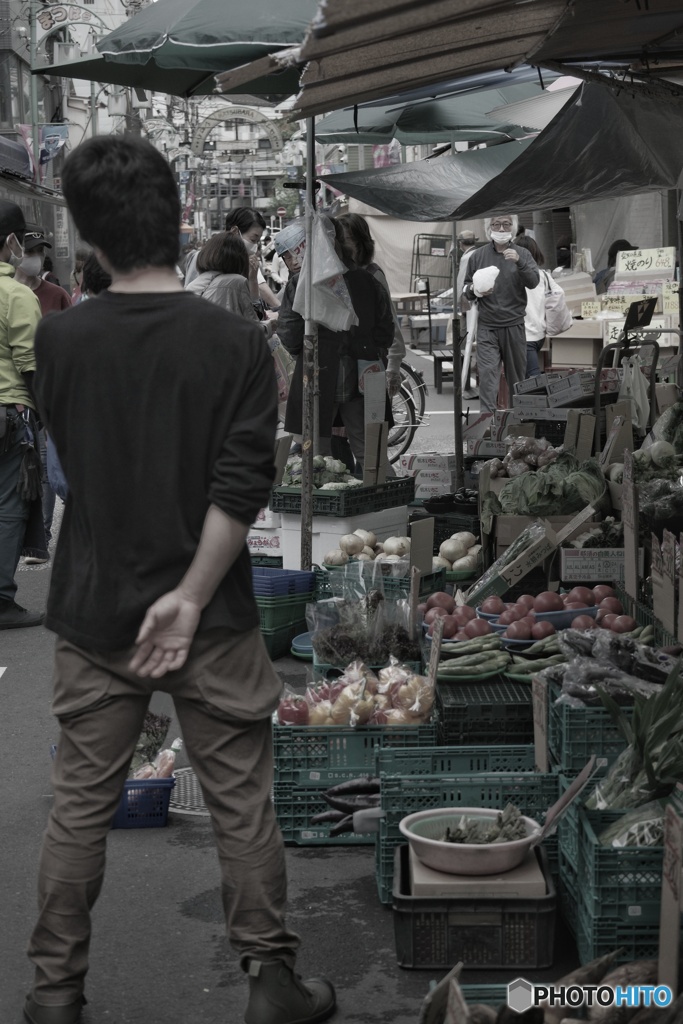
[376,744,536,777]
[576,903,660,965]
[547,679,630,773]
[392,845,556,969]
[432,512,480,550]
[256,593,314,631]
[261,622,303,660]
[273,783,374,845]
[557,851,580,938]
[532,419,567,446]
[578,809,664,925]
[250,554,283,567]
[437,681,533,746]
[252,566,316,596]
[376,771,559,905]
[111,777,175,829]
[273,720,438,786]
[270,478,415,517]
[313,565,445,599]
[460,986,508,1008]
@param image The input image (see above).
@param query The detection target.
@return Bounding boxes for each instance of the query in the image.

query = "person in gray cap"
[0,199,44,628]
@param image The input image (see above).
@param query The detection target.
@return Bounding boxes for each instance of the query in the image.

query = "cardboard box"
[512,393,550,410]
[465,506,597,604]
[252,508,281,530]
[560,547,644,582]
[465,439,507,458]
[399,452,459,474]
[510,407,572,421]
[247,528,282,555]
[414,468,458,485]
[493,513,600,556]
[414,482,456,500]
[280,506,408,569]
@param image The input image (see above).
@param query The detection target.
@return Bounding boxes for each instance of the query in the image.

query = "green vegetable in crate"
[440,803,527,844]
[598,800,665,848]
[586,657,683,809]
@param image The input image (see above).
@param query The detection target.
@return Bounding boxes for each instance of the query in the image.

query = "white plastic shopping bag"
[618,354,650,432]
[293,213,359,332]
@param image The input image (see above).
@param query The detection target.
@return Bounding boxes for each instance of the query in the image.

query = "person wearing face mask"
[0,200,44,627]
[224,208,282,312]
[462,213,540,413]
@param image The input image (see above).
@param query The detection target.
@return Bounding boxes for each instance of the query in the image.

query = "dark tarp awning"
[317,82,683,221]
[293,0,683,117]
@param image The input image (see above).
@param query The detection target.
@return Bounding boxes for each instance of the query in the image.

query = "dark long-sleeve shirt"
[35,289,278,651]
[463,242,540,327]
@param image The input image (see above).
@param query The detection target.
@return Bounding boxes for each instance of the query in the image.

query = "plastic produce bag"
[618,354,650,432]
[554,656,663,706]
[292,212,359,332]
[472,266,499,297]
[598,801,665,847]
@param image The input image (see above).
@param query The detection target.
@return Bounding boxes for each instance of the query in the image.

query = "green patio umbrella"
[36,54,218,99]
[96,0,318,71]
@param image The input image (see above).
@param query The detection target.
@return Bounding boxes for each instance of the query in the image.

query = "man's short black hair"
[61,136,180,273]
[82,252,112,295]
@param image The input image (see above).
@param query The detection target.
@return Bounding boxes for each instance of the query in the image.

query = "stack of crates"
[252,567,316,659]
[437,681,534,746]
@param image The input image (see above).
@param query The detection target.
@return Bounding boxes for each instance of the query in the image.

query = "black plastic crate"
[437,681,533,746]
[392,845,556,969]
[270,478,414,517]
[500,568,547,602]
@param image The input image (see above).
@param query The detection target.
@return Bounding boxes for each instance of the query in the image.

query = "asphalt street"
[0,362,575,1023]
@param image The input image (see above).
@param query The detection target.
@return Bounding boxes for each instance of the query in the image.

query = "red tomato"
[565,586,596,607]
[534,591,565,613]
[424,606,449,624]
[612,615,637,633]
[480,595,506,615]
[426,592,456,614]
[599,597,624,615]
[504,621,532,640]
[564,601,587,611]
[457,605,477,622]
[442,615,459,639]
[516,595,536,610]
[464,618,493,638]
[455,631,469,641]
[498,607,525,625]
[601,613,619,629]
[571,614,598,630]
[531,621,556,639]
[593,585,616,603]
[452,607,474,627]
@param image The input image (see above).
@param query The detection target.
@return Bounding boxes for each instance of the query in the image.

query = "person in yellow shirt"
[0,200,44,628]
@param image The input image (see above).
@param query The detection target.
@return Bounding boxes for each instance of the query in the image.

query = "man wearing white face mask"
[462,214,540,412]
[14,229,72,315]
[0,200,44,627]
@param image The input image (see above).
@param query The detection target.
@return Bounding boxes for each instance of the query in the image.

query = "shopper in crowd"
[69,248,89,302]
[462,213,540,413]
[515,235,567,378]
[41,256,61,287]
[276,216,394,473]
[593,238,638,295]
[185,231,278,340]
[0,200,44,628]
[24,135,335,1024]
[13,228,71,565]
[336,212,405,399]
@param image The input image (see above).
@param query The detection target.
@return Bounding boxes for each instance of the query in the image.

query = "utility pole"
[28,0,40,179]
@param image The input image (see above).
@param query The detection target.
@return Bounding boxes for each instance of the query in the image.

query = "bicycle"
[387,361,428,463]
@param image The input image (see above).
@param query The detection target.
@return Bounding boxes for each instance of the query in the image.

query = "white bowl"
[399,807,541,875]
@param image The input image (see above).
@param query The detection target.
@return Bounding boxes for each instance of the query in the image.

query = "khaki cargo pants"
[28,627,300,1006]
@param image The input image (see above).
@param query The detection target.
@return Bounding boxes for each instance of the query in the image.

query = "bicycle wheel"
[399,361,428,422]
[387,384,418,463]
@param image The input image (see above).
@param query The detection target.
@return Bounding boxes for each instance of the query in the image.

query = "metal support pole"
[300,116,318,570]
[28,1,40,180]
[90,81,99,137]
[452,223,464,490]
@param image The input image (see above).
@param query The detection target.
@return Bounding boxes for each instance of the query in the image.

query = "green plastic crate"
[256,592,314,631]
[576,903,660,965]
[250,554,283,567]
[460,986,508,1009]
[547,680,630,773]
[375,770,559,905]
[437,681,533,746]
[273,783,374,845]
[376,744,536,777]
[270,477,414,517]
[273,720,437,786]
[557,851,580,938]
[261,623,302,660]
[313,565,445,599]
[392,845,556,970]
[578,808,664,925]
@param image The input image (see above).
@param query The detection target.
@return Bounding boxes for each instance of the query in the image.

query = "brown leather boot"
[244,960,336,1024]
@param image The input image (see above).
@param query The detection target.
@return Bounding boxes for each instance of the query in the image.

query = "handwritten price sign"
[616,247,676,277]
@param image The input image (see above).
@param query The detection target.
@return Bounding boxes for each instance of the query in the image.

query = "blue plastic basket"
[252,566,316,596]
[111,777,175,829]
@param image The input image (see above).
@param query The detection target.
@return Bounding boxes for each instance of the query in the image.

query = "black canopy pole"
[452,222,464,490]
[300,116,317,570]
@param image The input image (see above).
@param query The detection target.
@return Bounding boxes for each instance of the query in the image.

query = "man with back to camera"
[462,214,540,412]
[23,136,336,1024]
[0,200,44,628]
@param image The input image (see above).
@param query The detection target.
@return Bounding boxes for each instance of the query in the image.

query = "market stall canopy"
[317,82,683,221]
[292,0,683,117]
[95,0,318,72]
[311,82,550,145]
[35,54,217,99]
